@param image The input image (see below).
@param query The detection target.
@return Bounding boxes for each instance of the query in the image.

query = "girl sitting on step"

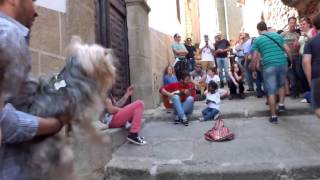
[102,85,147,145]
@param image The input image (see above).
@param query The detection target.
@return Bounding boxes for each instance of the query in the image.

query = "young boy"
[200,81,221,121]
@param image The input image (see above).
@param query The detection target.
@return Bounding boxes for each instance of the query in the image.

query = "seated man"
[190,63,206,96]
[160,71,196,126]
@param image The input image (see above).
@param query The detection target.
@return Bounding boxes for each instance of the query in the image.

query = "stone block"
[30,50,40,77]
[67,1,96,44]
[39,54,65,76]
[30,7,61,55]
[71,126,112,180]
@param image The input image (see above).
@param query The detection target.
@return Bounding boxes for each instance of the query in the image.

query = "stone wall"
[29,1,107,179]
[225,0,243,40]
[150,28,175,106]
[30,0,96,77]
[281,0,320,20]
[263,0,298,30]
[184,0,201,43]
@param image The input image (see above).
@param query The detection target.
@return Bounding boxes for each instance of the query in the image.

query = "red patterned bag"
[204,119,235,142]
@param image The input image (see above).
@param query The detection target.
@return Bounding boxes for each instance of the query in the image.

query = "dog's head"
[67,36,116,95]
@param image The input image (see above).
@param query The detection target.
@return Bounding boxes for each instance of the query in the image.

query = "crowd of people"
[1,0,320,178]
[161,14,320,125]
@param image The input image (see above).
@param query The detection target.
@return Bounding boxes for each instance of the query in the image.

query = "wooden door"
[96,0,130,99]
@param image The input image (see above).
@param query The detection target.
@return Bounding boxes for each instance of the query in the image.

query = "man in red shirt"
[160,72,196,126]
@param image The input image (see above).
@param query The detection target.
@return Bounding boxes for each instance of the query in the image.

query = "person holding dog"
[0,0,70,179]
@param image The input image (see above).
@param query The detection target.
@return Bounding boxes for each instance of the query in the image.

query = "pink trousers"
[109,100,144,133]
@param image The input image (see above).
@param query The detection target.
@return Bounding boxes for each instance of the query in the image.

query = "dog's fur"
[9,36,116,179]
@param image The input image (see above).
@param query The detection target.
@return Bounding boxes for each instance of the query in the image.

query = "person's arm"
[228,72,238,86]
[36,117,65,136]
[199,73,207,83]
[303,41,313,87]
[115,85,134,107]
[284,44,292,63]
[105,98,121,114]
[0,104,68,144]
[160,84,174,98]
[302,54,312,87]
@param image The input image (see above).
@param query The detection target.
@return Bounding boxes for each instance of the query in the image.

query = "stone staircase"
[102,95,319,180]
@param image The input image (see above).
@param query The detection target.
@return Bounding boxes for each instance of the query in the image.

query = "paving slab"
[106,115,320,180]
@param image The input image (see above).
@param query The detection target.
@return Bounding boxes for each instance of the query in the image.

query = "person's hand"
[184,89,191,96]
[235,82,239,87]
[126,85,134,97]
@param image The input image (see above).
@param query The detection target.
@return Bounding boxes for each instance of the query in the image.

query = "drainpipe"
[223,0,230,40]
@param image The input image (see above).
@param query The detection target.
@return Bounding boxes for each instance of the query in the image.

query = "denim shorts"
[263,65,288,95]
[311,78,320,110]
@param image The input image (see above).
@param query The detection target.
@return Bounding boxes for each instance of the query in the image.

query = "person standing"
[0,0,70,179]
[252,21,291,124]
[281,17,301,98]
[184,37,197,72]
[171,33,189,81]
[298,17,313,93]
[214,33,231,88]
[242,33,255,92]
[303,13,320,118]
[200,35,215,71]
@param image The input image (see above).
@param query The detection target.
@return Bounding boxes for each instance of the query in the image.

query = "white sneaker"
[125,121,131,129]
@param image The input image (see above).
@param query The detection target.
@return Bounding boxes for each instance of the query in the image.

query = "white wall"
[148,0,184,37]
[35,0,67,13]
[199,0,219,43]
[242,0,264,37]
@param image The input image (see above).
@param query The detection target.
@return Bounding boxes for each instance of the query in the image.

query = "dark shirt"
[185,44,196,59]
[215,39,230,58]
[304,34,320,79]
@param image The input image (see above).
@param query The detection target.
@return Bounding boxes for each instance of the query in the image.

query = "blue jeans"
[171,95,194,120]
[237,56,245,72]
[245,60,254,90]
[263,65,288,95]
[202,107,219,121]
[188,58,196,72]
[216,57,229,82]
[255,70,264,93]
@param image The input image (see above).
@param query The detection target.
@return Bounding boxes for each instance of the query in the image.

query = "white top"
[205,74,220,84]
[206,91,221,110]
[200,43,215,61]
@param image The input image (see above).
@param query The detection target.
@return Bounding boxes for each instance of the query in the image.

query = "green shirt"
[252,32,287,69]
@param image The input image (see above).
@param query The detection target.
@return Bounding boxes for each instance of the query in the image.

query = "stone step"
[144,96,312,121]
[105,115,320,180]
[94,118,147,152]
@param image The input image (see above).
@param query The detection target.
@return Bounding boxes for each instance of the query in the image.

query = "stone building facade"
[282,0,320,20]
[30,0,96,77]
[147,0,201,107]
[263,0,298,30]
[184,0,201,44]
